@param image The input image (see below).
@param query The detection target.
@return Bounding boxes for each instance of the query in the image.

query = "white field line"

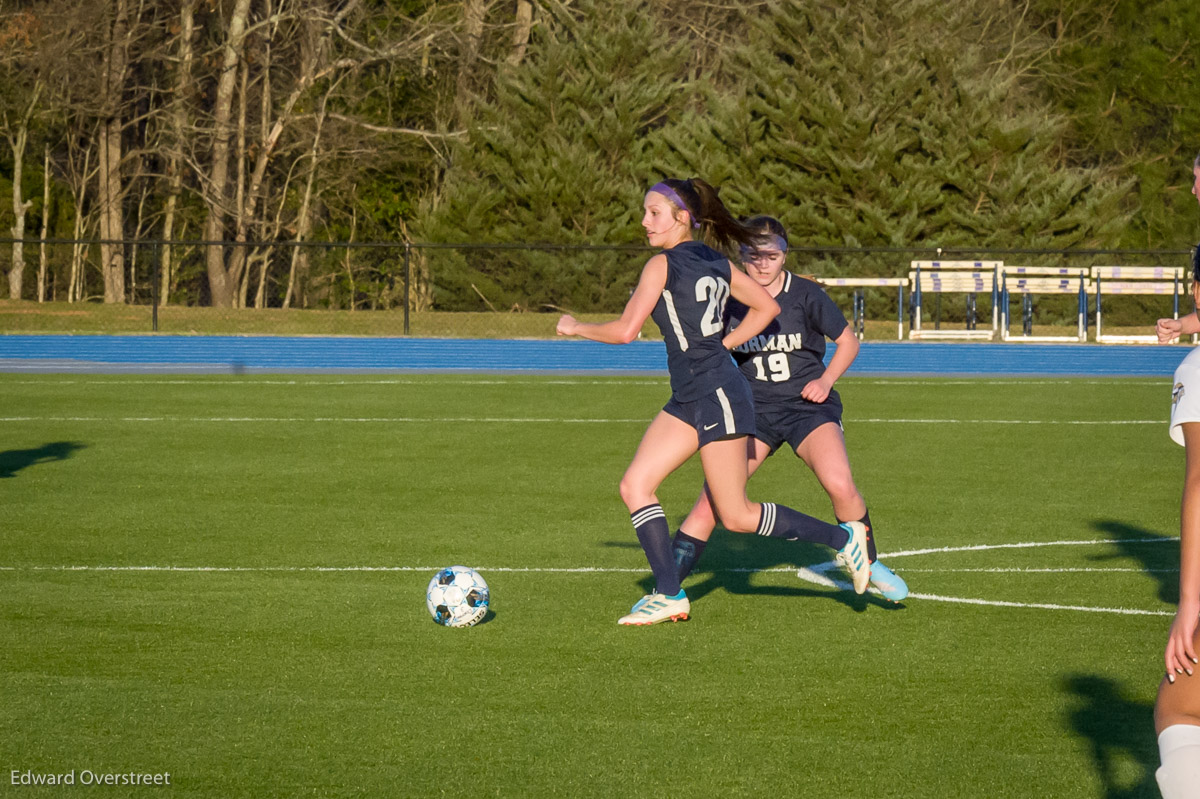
[2,378,671,387]
[0,564,1171,575]
[894,567,1178,574]
[855,379,1168,386]
[1,377,1169,387]
[0,415,1167,425]
[901,595,1171,616]
[0,536,1178,617]
[0,565,655,573]
[0,416,651,424]
[885,537,1177,558]
[854,419,1161,425]
[795,562,1173,617]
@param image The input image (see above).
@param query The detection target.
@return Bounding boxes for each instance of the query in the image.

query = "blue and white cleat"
[835,521,871,595]
[869,560,909,602]
[628,593,654,614]
[618,590,690,625]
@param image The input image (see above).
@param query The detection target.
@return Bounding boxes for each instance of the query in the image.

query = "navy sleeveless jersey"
[649,241,742,401]
[726,272,849,407]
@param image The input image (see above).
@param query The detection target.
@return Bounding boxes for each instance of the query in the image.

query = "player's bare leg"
[617,411,698,625]
[795,422,865,521]
[797,422,907,600]
[619,411,698,513]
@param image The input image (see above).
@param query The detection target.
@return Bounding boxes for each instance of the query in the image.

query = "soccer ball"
[425,566,489,628]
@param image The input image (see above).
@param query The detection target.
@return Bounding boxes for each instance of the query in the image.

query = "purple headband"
[739,234,789,259]
[648,182,701,229]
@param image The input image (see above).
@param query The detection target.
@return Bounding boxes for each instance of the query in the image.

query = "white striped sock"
[631,504,666,528]
[757,503,776,536]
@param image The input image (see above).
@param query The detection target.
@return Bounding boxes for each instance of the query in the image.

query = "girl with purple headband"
[672,214,908,602]
[1153,151,1200,799]
[556,178,871,625]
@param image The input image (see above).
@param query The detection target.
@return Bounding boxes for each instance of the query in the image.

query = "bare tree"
[454,0,485,128]
[3,80,40,300]
[3,0,492,308]
[64,119,98,303]
[97,0,135,303]
[0,9,46,300]
[508,0,534,68]
[38,142,49,301]
[159,0,197,304]
[200,0,252,307]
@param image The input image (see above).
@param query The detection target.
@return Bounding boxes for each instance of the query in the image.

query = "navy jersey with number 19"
[649,241,743,402]
[726,271,849,407]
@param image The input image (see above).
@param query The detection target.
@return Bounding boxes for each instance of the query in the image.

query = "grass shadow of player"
[1062,673,1159,799]
[606,526,892,612]
[682,535,892,612]
[600,522,898,612]
[1089,520,1179,605]
[0,441,86,479]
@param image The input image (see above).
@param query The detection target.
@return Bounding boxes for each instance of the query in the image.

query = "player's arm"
[556,255,667,344]
[802,325,859,404]
[722,265,780,351]
[1158,312,1200,344]
[1167,423,1200,680]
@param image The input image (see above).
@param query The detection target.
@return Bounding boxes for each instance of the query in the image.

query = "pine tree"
[414,2,692,312]
[1025,0,1200,250]
[661,0,1132,266]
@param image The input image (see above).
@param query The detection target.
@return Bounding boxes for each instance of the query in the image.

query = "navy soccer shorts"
[754,397,844,455]
[663,375,757,447]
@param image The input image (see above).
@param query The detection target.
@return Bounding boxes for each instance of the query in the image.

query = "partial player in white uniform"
[556,179,871,625]
[1152,151,1200,799]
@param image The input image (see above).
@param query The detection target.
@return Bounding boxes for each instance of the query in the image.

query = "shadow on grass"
[0,441,86,478]
[1062,673,1159,799]
[604,527,899,613]
[1089,520,1179,605]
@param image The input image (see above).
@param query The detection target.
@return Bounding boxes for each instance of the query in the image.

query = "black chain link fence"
[0,237,1192,339]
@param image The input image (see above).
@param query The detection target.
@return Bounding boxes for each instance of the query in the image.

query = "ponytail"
[653,177,758,253]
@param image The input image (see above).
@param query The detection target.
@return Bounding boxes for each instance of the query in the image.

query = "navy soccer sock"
[671,530,708,581]
[631,504,682,597]
[846,509,876,562]
[757,502,847,550]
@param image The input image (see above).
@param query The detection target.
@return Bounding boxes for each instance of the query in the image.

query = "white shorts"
[1170,348,1200,446]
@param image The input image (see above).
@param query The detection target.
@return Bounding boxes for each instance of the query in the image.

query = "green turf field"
[0,374,1182,798]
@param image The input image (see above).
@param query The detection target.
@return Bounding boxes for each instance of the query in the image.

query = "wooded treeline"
[1,0,1197,313]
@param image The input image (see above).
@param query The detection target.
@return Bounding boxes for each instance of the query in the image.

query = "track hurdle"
[816,277,908,341]
[1091,266,1185,344]
[999,267,1091,342]
[908,261,1001,340]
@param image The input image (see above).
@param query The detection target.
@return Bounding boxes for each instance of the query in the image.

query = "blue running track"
[0,335,1191,376]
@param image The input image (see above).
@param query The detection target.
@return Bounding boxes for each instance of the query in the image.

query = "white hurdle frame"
[1092,266,1184,344]
[816,277,908,341]
[999,267,1091,343]
[908,261,1001,341]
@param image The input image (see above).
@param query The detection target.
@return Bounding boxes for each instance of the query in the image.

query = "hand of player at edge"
[1158,317,1184,344]
[1165,602,1199,682]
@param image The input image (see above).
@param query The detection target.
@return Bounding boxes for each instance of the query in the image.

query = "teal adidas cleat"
[870,560,909,602]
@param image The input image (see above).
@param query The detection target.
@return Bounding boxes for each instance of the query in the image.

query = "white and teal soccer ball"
[426,566,489,628]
